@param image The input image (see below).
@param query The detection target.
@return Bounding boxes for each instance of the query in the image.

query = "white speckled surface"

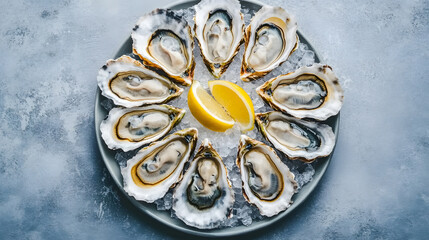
[1,0,428,239]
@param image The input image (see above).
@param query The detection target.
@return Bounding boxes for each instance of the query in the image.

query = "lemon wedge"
[208,80,255,132]
[187,81,235,132]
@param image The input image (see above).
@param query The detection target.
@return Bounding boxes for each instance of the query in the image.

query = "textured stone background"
[0,0,428,239]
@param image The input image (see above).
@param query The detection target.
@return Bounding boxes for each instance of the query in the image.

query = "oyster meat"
[241,6,298,81]
[236,135,297,217]
[194,0,244,78]
[122,128,198,202]
[97,55,183,108]
[132,9,195,86]
[100,105,185,152]
[173,139,234,229]
[256,64,344,120]
[256,111,336,162]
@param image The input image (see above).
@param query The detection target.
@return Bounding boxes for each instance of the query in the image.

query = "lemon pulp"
[187,81,234,132]
[209,80,255,132]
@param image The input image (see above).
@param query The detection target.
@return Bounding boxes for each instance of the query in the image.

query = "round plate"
[95,0,340,237]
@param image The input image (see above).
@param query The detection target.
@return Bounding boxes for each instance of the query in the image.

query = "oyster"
[236,135,297,217]
[255,111,335,162]
[194,0,244,78]
[241,6,298,81]
[100,105,185,152]
[97,55,183,108]
[256,64,344,120]
[132,9,195,86]
[173,139,234,229]
[122,128,198,202]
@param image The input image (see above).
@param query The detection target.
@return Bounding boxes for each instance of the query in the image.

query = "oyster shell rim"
[100,104,186,152]
[255,111,336,162]
[240,5,299,81]
[172,138,235,229]
[131,8,195,86]
[236,135,298,217]
[193,0,245,78]
[256,64,344,121]
[97,55,184,108]
[121,128,198,203]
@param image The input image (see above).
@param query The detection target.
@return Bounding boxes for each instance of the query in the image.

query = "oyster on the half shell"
[236,135,297,217]
[121,128,198,202]
[194,0,244,78]
[97,55,183,108]
[241,6,298,81]
[255,111,336,162]
[132,9,195,86]
[173,139,234,229]
[256,64,344,120]
[100,104,185,152]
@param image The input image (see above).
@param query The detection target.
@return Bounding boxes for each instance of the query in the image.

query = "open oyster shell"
[236,135,297,217]
[255,111,336,162]
[100,104,185,152]
[132,9,195,86]
[97,55,183,108]
[194,0,244,78]
[173,139,234,229]
[240,6,298,81]
[256,64,344,120]
[121,128,198,203]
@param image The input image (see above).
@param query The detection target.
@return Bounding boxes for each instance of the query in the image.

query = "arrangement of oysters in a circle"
[97,0,344,229]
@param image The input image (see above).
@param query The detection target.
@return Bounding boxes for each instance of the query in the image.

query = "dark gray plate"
[94,0,340,237]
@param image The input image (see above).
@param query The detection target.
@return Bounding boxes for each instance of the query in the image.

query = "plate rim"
[94,0,340,237]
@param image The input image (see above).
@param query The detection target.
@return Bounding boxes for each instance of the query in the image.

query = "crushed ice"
[106,6,321,229]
